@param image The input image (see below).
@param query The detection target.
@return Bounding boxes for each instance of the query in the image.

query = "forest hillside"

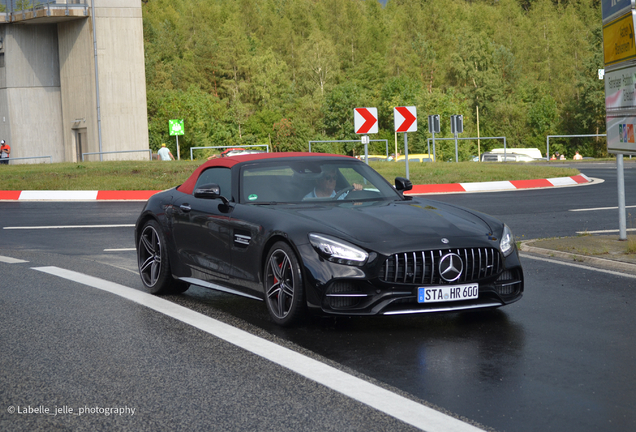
[142,0,605,161]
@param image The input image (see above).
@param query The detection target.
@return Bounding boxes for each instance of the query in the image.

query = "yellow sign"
[604,12,636,66]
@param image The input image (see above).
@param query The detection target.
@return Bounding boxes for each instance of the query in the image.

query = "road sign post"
[450,115,463,162]
[601,1,635,240]
[169,119,185,160]
[394,106,417,179]
[428,115,440,163]
[361,135,370,164]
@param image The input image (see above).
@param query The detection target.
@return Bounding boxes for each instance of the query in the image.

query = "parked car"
[221,148,266,157]
[135,152,524,326]
[396,153,435,162]
[356,154,390,162]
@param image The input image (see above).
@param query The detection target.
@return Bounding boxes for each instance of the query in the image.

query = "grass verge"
[0,160,581,191]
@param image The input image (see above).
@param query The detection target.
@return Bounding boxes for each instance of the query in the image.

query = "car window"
[240,159,399,204]
[195,167,232,198]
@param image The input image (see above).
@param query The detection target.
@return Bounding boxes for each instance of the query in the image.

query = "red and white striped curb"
[405,174,591,195]
[0,175,592,201]
[0,190,159,201]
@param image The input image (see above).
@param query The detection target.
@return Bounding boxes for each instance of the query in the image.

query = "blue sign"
[602,0,634,23]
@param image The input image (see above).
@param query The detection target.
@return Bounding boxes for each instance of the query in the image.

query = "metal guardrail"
[427,136,507,162]
[0,0,88,13]
[0,1,88,22]
[189,144,269,160]
[81,149,152,162]
[308,139,389,157]
[0,155,52,164]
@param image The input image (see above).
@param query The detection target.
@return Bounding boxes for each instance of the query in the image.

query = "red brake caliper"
[274,262,283,297]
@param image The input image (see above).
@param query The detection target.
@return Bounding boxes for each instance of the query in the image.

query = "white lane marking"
[104,248,136,252]
[570,205,636,212]
[575,228,636,235]
[0,255,29,263]
[32,266,483,432]
[520,253,636,279]
[3,224,134,230]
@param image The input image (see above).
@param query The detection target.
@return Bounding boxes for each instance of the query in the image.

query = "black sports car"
[135,152,523,326]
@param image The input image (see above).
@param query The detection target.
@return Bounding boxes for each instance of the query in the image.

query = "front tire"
[264,242,305,326]
[137,219,189,295]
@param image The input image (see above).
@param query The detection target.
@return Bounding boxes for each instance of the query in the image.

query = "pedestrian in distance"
[158,143,175,161]
[573,151,583,160]
[0,140,10,165]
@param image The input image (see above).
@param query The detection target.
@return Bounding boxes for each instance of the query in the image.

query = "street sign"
[451,115,463,134]
[428,115,440,134]
[607,115,636,154]
[354,107,378,134]
[602,0,633,24]
[394,106,417,132]
[169,119,184,136]
[603,11,636,66]
[605,64,636,112]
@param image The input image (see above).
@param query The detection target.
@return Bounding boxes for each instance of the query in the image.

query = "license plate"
[418,283,479,303]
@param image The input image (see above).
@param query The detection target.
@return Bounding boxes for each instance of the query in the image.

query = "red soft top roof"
[177,152,352,195]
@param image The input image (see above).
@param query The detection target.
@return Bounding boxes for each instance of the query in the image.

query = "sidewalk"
[520,235,636,275]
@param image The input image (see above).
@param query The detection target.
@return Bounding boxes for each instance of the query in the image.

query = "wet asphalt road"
[1,162,636,431]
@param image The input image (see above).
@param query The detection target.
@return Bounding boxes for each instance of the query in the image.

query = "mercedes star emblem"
[439,253,463,282]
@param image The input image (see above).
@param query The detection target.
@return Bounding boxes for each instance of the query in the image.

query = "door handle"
[179,203,191,212]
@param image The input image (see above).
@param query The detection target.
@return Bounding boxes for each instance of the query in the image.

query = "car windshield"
[240,159,401,204]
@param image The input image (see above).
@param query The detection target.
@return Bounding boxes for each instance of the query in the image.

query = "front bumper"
[299,243,524,316]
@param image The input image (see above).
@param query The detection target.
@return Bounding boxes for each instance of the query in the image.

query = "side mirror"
[194,183,230,205]
[394,177,413,192]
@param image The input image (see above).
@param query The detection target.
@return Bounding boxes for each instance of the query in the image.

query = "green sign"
[169,119,184,136]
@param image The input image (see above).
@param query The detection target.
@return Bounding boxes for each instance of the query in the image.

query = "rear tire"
[137,219,189,295]
[264,242,305,326]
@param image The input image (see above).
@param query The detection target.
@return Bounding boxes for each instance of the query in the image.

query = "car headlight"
[309,233,368,266]
[500,224,514,257]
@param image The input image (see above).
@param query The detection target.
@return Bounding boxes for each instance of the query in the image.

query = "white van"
[481,152,536,162]
[488,148,543,159]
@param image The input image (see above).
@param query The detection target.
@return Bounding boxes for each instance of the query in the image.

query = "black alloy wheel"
[264,242,305,326]
[137,220,189,295]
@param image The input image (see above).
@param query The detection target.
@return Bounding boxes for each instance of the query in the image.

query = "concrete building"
[0,0,149,163]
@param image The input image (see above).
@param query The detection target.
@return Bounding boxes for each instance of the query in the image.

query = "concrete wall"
[0,0,149,164]
[92,1,149,161]
[58,18,95,162]
[0,24,65,163]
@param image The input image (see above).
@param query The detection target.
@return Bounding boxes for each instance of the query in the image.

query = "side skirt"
[178,277,263,301]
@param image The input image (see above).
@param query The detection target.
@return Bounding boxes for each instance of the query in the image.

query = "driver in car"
[303,167,363,200]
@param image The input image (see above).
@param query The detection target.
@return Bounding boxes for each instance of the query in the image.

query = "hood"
[277,198,502,253]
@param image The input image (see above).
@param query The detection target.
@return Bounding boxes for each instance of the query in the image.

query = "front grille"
[380,248,502,285]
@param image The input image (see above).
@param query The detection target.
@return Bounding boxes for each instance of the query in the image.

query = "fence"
[308,139,389,159]
[0,1,88,17]
[1,155,52,164]
[426,136,507,162]
[81,149,152,162]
